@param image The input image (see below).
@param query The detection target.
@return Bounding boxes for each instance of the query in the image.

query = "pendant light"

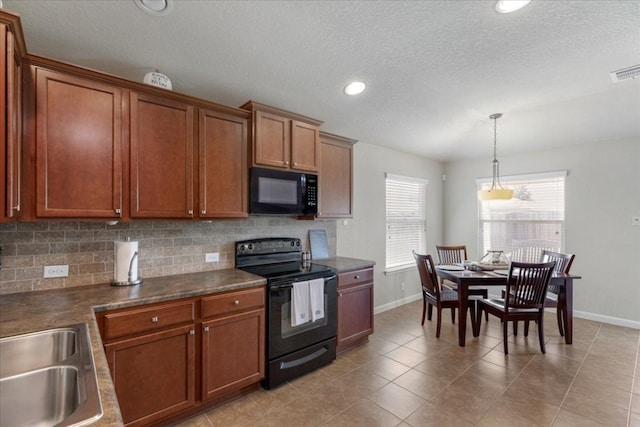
[478,113,513,201]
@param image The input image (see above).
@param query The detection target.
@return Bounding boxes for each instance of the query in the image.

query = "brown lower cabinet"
[200,288,265,401]
[336,267,374,353]
[98,286,265,427]
[104,324,196,427]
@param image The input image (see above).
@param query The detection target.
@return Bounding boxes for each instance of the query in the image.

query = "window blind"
[477,171,566,262]
[385,173,428,270]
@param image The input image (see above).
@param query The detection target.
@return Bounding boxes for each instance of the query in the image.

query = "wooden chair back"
[505,261,556,310]
[540,250,575,274]
[413,251,441,299]
[435,245,467,264]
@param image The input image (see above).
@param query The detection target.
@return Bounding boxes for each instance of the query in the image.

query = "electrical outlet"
[205,252,219,263]
[44,265,69,278]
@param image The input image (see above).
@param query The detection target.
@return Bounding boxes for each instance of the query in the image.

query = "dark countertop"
[0,268,266,427]
[313,256,376,272]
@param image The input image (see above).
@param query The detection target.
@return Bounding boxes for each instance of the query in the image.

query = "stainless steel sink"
[0,328,77,378]
[0,324,103,427]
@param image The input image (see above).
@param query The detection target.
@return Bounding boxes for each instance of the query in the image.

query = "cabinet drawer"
[103,300,195,340]
[201,287,265,319]
[338,268,373,288]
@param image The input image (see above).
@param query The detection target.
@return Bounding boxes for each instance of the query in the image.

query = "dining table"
[435,266,582,347]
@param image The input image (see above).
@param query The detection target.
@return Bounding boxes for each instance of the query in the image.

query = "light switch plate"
[44,265,69,278]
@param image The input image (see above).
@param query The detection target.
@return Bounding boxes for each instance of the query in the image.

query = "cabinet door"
[1,24,7,222]
[337,282,374,351]
[319,137,353,218]
[199,109,248,218]
[130,92,194,218]
[201,308,265,400]
[5,29,21,219]
[104,324,195,427]
[35,68,123,218]
[253,110,290,168]
[290,120,320,172]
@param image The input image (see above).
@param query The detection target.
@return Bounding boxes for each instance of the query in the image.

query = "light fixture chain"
[493,116,498,161]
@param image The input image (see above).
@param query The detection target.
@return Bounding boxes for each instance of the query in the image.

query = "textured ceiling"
[3,0,640,161]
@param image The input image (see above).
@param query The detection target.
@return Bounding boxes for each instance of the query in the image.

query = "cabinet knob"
[188,210,193,215]
[203,326,209,332]
[201,209,206,215]
[13,205,20,212]
[190,329,195,335]
[284,161,289,165]
[115,208,121,215]
[234,300,240,305]
[151,316,159,323]
[294,162,298,166]
[354,275,360,279]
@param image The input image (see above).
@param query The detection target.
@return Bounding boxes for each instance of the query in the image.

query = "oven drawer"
[338,267,373,288]
[201,287,265,319]
[102,300,195,340]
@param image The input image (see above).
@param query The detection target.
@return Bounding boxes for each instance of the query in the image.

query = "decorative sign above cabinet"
[143,70,172,90]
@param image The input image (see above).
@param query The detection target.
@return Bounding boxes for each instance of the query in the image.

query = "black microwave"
[249,167,318,215]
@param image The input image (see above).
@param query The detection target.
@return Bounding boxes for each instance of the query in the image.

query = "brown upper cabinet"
[19,54,249,220]
[318,132,357,219]
[198,108,248,218]
[130,92,195,219]
[241,101,323,173]
[1,12,24,223]
[34,68,124,219]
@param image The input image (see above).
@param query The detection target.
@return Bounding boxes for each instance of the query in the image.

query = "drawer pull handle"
[234,300,240,305]
[151,316,159,323]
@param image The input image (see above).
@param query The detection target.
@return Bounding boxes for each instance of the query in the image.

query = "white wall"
[444,138,640,327]
[336,143,443,312]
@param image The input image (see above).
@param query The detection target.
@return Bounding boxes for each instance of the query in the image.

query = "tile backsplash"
[0,218,336,295]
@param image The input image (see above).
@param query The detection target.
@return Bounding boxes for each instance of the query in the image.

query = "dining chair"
[413,251,477,338]
[512,250,576,337]
[536,250,575,336]
[436,245,488,320]
[476,260,556,354]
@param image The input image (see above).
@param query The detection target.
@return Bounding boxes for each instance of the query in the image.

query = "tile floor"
[176,300,640,427]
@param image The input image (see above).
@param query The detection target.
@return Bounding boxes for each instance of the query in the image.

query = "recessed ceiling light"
[495,0,531,14]
[344,81,366,96]
[134,0,173,16]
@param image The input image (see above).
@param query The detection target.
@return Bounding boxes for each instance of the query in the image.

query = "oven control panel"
[236,237,302,256]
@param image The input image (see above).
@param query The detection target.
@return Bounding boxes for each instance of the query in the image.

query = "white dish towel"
[291,280,310,326]
[309,278,325,322]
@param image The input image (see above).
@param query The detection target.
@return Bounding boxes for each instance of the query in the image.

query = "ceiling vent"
[610,65,640,83]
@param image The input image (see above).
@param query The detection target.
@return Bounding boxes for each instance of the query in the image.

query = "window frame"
[384,173,428,273]
[476,170,567,262]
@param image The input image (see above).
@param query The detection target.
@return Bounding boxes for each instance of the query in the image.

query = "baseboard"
[374,294,640,330]
[573,310,640,330]
[374,293,422,315]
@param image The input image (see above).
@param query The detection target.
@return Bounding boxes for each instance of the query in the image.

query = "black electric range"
[235,237,337,389]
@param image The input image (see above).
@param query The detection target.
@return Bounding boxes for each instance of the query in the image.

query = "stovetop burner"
[235,237,334,283]
[239,261,333,281]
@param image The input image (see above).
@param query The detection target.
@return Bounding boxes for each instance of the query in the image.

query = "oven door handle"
[269,275,337,291]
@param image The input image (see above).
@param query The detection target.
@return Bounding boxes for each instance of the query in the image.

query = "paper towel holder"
[112,239,144,286]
